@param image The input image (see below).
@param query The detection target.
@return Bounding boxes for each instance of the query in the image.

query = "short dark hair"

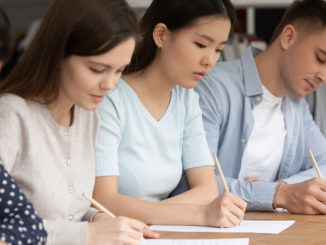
[0,6,11,62]
[125,0,235,74]
[0,0,139,103]
[270,0,326,44]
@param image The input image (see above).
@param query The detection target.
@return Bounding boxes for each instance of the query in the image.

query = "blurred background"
[0,0,295,78]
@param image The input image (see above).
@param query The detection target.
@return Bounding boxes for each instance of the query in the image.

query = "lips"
[90,94,104,103]
[193,72,207,80]
[305,79,316,90]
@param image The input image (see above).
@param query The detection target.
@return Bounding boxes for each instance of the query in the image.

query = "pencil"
[82,193,147,240]
[82,193,116,218]
[308,148,323,178]
[213,153,229,192]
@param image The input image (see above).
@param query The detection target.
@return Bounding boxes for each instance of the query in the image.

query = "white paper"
[150,220,294,234]
[141,238,249,245]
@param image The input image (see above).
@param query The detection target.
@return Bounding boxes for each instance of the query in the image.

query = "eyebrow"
[88,61,111,68]
[195,33,228,45]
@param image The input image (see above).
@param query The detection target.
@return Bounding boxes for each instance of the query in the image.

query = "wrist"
[90,211,104,222]
[199,204,209,226]
[87,222,96,245]
[273,182,287,209]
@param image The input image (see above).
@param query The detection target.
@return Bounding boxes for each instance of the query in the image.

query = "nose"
[315,72,326,85]
[100,75,119,91]
[201,51,219,69]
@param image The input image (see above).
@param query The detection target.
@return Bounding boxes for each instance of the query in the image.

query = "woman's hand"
[204,192,247,228]
[88,213,158,245]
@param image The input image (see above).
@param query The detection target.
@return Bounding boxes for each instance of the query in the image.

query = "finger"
[218,217,234,228]
[124,225,144,241]
[245,177,256,181]
[228,203,245,221]
[226,212,242,227]
[143,226,160,239]
[311,197,326,214]
[226,193,247,211]
[122,217,147,232]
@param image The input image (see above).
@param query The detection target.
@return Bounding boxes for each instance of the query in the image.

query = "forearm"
[218,177,277,211]
[163,184,218,205]
[94,192,206,226]
[165,166,218,205]
[282,165,326,184]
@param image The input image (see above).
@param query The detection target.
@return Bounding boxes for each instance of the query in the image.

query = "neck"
[124,57,175,101]
[48,92,74,127]
[255,44,286,98]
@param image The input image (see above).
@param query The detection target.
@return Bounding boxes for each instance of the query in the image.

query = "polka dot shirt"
[0,163,47,245]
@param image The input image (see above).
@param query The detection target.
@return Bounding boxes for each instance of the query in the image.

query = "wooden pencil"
[213,153,230,192]
[82,193,147,240]
[82,193,116,218]
[308,148,323,178]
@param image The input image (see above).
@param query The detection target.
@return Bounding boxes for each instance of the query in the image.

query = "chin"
[181,81,199,89]
[77,103,99,111]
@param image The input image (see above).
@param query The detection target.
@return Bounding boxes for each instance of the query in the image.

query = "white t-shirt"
[242,86,286,181]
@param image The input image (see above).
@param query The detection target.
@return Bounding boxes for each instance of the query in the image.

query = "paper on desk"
[141,238,249,245]
[150,220,295,234]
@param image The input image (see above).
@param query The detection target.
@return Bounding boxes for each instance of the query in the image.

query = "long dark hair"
[0,6,11,62]
[125,0,235,74]
[0,0,139,104]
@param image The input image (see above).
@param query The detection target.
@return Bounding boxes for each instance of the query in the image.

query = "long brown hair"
[0,0,138,104]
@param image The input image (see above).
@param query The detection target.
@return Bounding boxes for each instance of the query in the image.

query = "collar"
[241,46,264,97]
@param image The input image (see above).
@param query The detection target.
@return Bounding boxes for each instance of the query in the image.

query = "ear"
[280,24,297,50]
[152,23,169,49]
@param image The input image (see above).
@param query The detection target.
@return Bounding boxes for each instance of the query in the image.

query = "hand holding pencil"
[82,193,160,241]
[205,153,247,228]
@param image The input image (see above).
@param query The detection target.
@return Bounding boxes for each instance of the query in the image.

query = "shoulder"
[0,93,29,111]
[102,79,130,111]
[204,60,242,85]
[174,86,199,106]
[0,94,33,123]
[196,60,243,98]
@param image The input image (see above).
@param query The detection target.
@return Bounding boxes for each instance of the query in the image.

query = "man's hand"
[276,178,326,214]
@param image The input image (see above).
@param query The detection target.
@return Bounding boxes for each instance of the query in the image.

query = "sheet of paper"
[141,238,249,245]
[150,220,295,234]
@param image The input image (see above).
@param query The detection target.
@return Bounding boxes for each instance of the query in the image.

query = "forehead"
[171,16,231,41]
[297,27,326,49]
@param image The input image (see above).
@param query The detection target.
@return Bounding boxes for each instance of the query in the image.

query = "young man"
[192,0,326,213]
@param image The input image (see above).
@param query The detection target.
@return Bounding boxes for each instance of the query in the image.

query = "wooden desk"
[157,212,326,245]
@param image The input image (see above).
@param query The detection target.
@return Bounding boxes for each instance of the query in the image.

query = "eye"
[316,54,325,64]
[215,49,222,53]
[89,67,105,74]
[194,42,206,48]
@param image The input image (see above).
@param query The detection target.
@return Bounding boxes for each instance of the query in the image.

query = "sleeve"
[181,90,214,170]
[0,96,23,172]
[95,95,122,177]
[282,100,326,184]
[0,163,47,244]
[195,73,277,211]
[82,207,100,222]
[43,220,88,245]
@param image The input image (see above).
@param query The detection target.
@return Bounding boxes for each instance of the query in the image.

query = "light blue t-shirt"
[95,79,214,201]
